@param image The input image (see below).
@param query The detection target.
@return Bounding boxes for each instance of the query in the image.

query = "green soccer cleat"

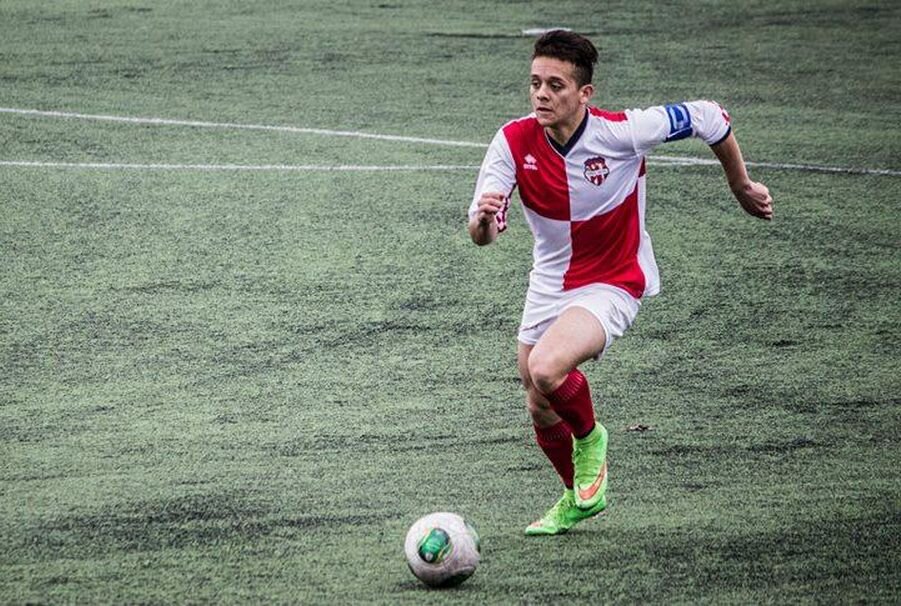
[572,424,608,510]
[524,488,606,536]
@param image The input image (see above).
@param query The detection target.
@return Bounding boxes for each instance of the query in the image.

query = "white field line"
[649,154,901,176]
[0,107,486,148]
[0,159,737,172]
[1,106,899,176]
[0,160,479,172]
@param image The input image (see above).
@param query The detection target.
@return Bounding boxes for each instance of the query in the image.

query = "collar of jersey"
[544,108,589,158]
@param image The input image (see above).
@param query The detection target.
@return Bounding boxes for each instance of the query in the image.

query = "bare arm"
[711,131,774,220]
[468,192,505,245]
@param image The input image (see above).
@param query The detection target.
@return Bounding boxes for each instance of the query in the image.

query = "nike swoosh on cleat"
[577,462,607,501]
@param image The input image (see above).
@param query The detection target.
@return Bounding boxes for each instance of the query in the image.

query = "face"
[529,56,594,130]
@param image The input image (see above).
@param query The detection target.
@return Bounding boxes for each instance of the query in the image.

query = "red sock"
[534,421,574,489]
[544,369,596,439]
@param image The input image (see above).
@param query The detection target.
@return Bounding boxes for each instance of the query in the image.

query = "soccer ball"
[404,512,481,588]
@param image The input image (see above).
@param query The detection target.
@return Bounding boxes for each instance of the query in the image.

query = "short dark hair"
[532,30,598,87]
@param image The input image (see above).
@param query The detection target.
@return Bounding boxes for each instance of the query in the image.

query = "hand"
[474,192,506,226]
[733,181,774,220]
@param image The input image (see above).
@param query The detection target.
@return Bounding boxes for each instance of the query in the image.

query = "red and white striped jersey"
[469,101,732,299]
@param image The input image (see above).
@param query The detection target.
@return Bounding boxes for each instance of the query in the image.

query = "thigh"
[517,341,534,387]
[530,306,607,379]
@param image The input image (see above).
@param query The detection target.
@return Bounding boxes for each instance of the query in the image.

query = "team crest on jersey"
[583,156,609,186]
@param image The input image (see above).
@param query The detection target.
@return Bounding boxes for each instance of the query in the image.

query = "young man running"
[468,30,773,535]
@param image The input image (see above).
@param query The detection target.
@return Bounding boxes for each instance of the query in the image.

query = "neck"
[545,107,587,146]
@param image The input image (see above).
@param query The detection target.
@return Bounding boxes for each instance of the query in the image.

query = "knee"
[527,353,565,396]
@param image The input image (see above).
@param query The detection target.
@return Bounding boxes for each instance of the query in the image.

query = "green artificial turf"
[1,0,899,603]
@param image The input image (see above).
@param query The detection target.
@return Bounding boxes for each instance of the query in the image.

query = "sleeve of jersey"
[468,129,516,232]
[625,100,732,156]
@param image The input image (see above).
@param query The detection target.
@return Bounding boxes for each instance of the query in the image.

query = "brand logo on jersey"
[583,156,609,186]
[523,154,538,171]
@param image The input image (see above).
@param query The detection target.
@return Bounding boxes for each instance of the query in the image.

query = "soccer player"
[468,30,773,535]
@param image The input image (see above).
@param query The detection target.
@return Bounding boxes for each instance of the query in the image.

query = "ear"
[579,83,595,105]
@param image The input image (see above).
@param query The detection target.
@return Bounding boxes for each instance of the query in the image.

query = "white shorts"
[517,283,641,355]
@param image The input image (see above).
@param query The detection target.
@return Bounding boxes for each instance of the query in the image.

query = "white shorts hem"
[516,283,640,356]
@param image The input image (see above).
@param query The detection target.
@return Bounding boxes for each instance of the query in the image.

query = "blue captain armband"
[664,103,693,142]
